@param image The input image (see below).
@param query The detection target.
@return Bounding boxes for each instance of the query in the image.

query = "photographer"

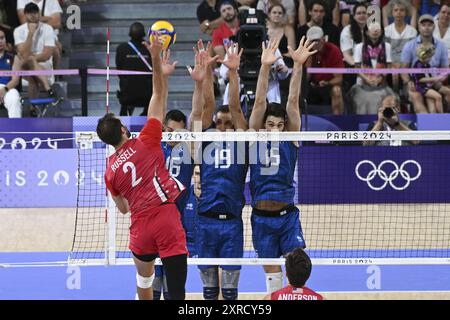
[363,95,418,146]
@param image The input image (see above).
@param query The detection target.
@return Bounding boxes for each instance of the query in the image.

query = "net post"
[106,192,117,265]
[106,145,117,265]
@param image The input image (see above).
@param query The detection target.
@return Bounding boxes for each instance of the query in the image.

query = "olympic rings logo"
[355,160,422,191]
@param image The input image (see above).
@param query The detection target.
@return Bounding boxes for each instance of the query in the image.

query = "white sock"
[265,272,283,294]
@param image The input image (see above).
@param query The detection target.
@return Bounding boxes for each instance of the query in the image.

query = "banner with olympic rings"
[298,145,450,204]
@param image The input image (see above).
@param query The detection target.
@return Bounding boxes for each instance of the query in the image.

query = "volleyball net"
[68,130,450,266]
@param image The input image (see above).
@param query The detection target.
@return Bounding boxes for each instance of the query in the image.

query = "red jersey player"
[265,248,324,300]
[96,33,188,300]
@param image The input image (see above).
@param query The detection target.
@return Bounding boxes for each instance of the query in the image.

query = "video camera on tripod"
[236,8,266,119]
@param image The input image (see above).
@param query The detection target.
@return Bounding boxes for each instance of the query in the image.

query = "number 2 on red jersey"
[123,161,142,187]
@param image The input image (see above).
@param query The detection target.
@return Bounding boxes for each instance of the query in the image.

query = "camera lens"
[383,107,395,118]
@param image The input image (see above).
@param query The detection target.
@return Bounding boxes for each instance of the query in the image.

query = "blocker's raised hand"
[218,41,243,71]
[288,36,317,65]
[261,36,282,66]
[161,49,178,77]
[143,31,164,57]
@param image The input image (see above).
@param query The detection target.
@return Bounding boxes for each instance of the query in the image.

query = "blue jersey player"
[182,165,201,258]
[162,110,194,212]
[190,40,248,300]
[248,36,317,294]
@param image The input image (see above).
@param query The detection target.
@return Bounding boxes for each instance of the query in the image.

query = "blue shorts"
[182,215,197,258]
[195,215,243,270]
[251,206,306,258]
[186,231,197,258]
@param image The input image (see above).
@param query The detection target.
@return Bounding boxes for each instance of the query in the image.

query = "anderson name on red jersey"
[271,285,324,300]
[104,118,185,217]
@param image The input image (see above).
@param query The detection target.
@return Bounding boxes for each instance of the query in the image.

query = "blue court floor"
[1,253,450,299]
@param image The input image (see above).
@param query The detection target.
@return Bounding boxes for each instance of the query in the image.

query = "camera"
[236,8,266,119]
[383,107,395,118]
[237,8,266,81]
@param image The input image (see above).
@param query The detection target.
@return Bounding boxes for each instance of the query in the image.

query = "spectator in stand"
[297,0,341,47]
[363,95,418,147]
[257,0,296,54]
[305,26,344,114]
[349,22,394,114]
[212,0,240,59]
[411,43,450,113]
[197,0,223,36]
[382,0,417,27]
[381,0,390,26]
[401,14,449,113]
[266,3,295,65]
[299,0,340,27]
[340,0,378,27]
[266,3,296,106]
[384,0,418,92]
[17,0,63,70]
[0,0,20,52]
[116,22,153,116]
[340,3,368,68]
[354,22,392,84]
[236,0,258,10]
[414,0,441,17]
[258,0,297,27]
[14,3,57,100]
[434,2,450,58]
[0,28,22,118]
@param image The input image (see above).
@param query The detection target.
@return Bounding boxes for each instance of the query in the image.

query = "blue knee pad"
[203,287,220,300]
[222,288,238,300]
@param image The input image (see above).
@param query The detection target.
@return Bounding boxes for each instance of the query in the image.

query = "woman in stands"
[340,3,368,68]
[266,3,296,65]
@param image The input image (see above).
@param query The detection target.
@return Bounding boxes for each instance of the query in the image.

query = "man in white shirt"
[14,2,56,99]
[17,0,63,69]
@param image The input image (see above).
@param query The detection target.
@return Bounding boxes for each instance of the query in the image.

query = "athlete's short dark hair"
[285,248,312,288]
[165,109,187,126]
[263,103,287,123]
[96,113,123,147]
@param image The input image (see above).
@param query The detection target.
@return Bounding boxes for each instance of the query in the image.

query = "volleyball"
[149,20,176,50]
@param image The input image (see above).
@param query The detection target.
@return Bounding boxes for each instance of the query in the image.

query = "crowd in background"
[197,0,450,116]
[0,0,82,118]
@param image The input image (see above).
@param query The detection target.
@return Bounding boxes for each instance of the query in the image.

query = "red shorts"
[129,203,188,258]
